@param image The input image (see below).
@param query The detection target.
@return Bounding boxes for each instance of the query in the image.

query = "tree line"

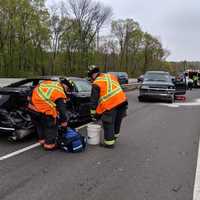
[0,0,179,77]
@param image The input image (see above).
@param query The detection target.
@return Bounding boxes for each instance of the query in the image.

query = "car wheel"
[138,96,144,102]
[8,128,35,141]
[168,95,174,104]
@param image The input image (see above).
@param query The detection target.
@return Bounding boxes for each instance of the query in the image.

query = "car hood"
[142,81,174,87]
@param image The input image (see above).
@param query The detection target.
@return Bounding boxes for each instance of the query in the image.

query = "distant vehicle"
[137,75,144,83]
[0,76,92,141]
[108,72,129,85]
[138,71,175,103]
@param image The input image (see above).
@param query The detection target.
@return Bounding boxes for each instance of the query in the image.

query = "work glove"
[61,121,68,128]
[90,109,98,121]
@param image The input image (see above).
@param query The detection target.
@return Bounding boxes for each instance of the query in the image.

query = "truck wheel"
[138,96,144,102]
[168,95,174,104]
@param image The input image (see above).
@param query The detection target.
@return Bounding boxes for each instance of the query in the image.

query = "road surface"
[0,89,200,200]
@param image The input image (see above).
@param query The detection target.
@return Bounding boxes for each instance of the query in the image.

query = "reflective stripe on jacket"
[93,73,127,114]
[31,80,67,118]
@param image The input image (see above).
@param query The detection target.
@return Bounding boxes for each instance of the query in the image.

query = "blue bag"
[57,128,87,153]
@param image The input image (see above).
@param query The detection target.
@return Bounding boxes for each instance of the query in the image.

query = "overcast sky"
[47,0,200,61]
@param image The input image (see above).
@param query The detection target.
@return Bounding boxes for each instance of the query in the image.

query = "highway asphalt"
[0,89,200,200]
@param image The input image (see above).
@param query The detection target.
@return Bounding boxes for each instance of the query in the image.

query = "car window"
[119,72,128,77]
[15,79,40,87]
[144,73,171,82]
[109,72,127,77]
[20,81,35,86]
[18,80,57,87]
[72,79,92,92]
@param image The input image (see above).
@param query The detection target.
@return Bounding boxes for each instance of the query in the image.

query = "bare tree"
[68,0,112,68]
[111,19,141,69]
[49,2,73,74]
[142,33,165,71]
[99,35,118,70]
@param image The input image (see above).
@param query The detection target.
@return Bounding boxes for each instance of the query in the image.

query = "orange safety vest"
[93,73,127,114]
[31,80,67,118]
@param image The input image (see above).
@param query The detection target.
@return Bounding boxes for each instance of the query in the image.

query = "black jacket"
[55,98,69,122]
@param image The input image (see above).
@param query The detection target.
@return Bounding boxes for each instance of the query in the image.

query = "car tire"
[168,95,174,104]
[138,96,144,102]
[8,128,35,141]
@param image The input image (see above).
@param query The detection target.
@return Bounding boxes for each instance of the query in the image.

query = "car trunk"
[0,87,34,139]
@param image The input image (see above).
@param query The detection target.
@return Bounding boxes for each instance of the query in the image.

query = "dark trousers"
[101,105,127,144]
[32,114,58,144]
[194,80,197,87]
[188,82,193,90]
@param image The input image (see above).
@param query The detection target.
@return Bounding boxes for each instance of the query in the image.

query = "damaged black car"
[0,76,92,141]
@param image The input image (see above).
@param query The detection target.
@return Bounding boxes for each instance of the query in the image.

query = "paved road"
[0,89,200,200]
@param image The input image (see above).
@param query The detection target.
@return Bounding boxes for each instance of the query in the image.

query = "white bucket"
[87,124,101,145]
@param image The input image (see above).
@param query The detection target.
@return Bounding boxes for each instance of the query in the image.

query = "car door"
[0,86,33,133]
[67,78,92,123]
[173,74,187,95]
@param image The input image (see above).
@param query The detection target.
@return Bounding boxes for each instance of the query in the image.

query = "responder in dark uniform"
[88,65,128,148]
[28,78,73,150]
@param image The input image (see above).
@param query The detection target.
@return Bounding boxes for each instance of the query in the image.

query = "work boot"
[43,143,57,150]
[114,133,120,141]
[100,143,115,149]
[104,144,115,149]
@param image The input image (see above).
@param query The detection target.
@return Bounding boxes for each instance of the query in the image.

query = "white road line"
[193,138,200,200]
[0,122,93,161]
[0,143,41,161]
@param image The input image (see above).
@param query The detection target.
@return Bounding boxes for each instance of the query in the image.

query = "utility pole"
[183,60,187,71]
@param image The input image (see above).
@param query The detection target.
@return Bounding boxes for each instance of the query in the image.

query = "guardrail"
[122,82,141,91]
